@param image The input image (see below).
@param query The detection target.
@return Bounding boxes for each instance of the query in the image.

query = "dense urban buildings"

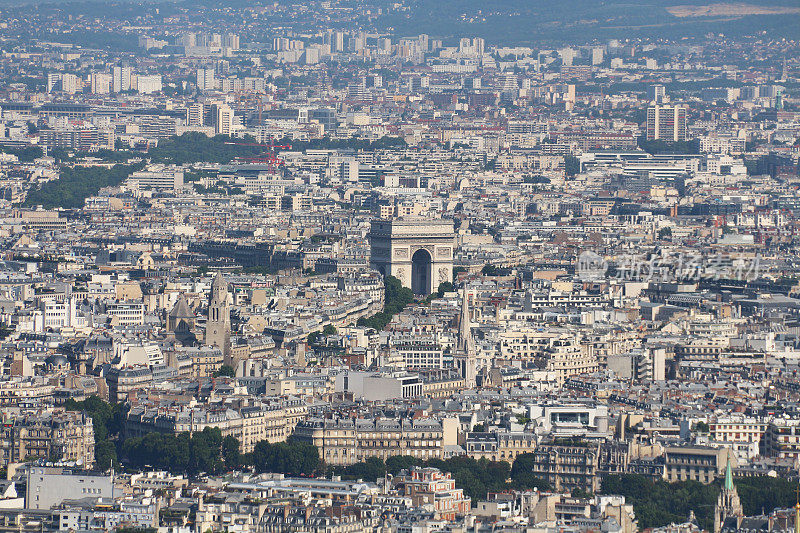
[0,0,797,531]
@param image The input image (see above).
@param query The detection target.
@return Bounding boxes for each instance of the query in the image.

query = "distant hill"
[1,0,797,44]
[374,0,800,44]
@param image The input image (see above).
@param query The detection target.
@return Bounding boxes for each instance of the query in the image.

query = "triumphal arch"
[368,218,455,295]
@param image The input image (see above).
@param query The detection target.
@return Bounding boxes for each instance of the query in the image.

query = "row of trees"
[1,145,43,162]
[637,138,701,155]
[285,136,407,152]
[23,163,144,209]
[421,281,455,304]
[62,396,319,477]
[20,133,408,209]
[329,454,550,501]
[601,474,799,531]
[120,431,320,477]
[121,428,238,475]
[65,397,551,500]
[54,398,800,526]
[63,397,123,471]
[139,133,407,166]
[146,133,266,165]
[356,275,415,331]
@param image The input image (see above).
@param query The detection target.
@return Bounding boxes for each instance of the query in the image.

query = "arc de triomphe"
[368,218,455,295]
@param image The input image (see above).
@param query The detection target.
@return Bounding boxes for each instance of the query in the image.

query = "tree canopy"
[330,454,551,501]
[251,439,319,476]
[120,427,227,476]
[24,163,144,209]
[63,396,123,471]
[601,474,798,531]
[357,275,414,331]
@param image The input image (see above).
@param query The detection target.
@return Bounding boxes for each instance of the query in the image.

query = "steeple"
[168,294,196,344]
[458,287,474,356]
[724,457,734,491]
[457,287,478,388]
[794,484,800,533]
[714,455,743,533]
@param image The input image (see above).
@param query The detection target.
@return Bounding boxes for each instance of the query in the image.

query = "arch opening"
[411,248,432,295]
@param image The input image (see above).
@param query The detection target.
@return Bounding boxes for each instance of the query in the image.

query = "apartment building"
[709,416,767,446]
[293,417,446,466]
[124,398,307,454]
[764,418,800,460]
[465,431,537,463]
[129,167,185,191]
[529,439,602,493]
[393,467,471,520]
[0,410,95,468]
[646,105,687,142]
[664,445,737,484]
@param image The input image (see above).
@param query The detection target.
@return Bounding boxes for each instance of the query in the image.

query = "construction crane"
[224,139,292,167]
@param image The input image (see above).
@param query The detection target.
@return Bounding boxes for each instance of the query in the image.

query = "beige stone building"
[664,445,737,484]
[293,417,446,466]
[0,409,95,468]
[465,431,537,463]
[124,398,307,454]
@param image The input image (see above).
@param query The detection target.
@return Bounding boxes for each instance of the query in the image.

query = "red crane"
[224,139,292,167]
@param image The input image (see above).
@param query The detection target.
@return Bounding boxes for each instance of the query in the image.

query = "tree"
[63,396,123,471]
[322,324,337,336]
[510,453,551,490]
[735,476,797,516]
[481,264,499,276]
[213,364,236,378]
[0,145,43,162]
[383,275,414,315]
[385,455,423,475]
[320,454,548,503]
[356,275,414,331]
[638,137,700,155]
[189,427,224,475]
[222,436,242,470]
[251,440,319,476]
[24,163,145,209]
[564,155,580,176]
[336,457,386,481]
[523,175,550,184]
[601,474,719,530]
[120,428,231,476]
[436,281,454,296]
[422,281,456,305]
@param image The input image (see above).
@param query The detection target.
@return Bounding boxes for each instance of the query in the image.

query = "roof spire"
[724,455,734,491]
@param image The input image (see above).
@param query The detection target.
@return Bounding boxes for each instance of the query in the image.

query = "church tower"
[455,287,478,388]
[206,272,232,357]
[168,294,196,345]
[714,457,743,533]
